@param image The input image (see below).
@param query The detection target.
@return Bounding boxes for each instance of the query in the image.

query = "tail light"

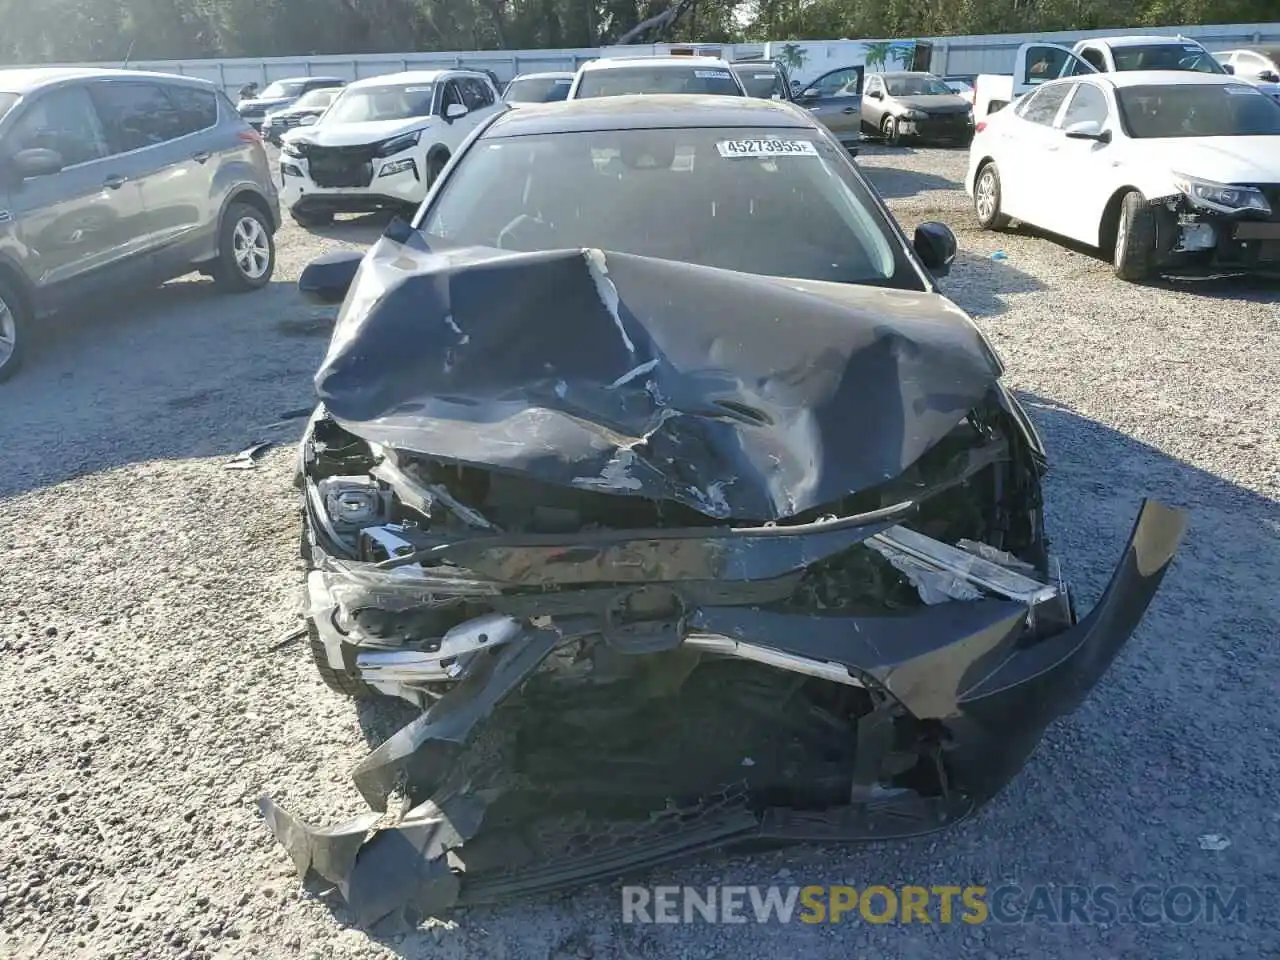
[238,129,263,144]
[975,121,988,133]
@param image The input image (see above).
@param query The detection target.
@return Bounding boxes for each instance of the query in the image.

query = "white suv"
[279,69,502,226]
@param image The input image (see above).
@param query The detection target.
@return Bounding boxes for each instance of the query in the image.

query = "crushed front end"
[261,236,1186,926]
[1149,180,1280,274]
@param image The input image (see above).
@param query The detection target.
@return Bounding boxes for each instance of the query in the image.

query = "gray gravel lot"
[1,144,1278,960]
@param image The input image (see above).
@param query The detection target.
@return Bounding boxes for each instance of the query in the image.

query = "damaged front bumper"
[265,493,1185,924]
[1149,192,1280,274]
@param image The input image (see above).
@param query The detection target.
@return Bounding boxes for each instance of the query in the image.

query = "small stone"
[46,626,58,637]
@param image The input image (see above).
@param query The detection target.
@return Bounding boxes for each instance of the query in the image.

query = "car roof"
[269,75,344,84]
[581,56,733,71]
[511,71,575,81]
[347,70,489,90]
[1081,35,1202,48]
[1078,70,1254,89]
[876,71,935,78]
[731,61,781,71]
[0,66,215,95]
[482,94,815,137]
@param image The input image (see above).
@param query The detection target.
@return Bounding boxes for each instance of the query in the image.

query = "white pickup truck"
[972,34,1226,117]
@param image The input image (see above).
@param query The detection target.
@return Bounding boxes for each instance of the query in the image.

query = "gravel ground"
[2,143,1278,960]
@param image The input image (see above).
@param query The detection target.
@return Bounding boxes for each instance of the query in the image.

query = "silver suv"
[0,67,281,381]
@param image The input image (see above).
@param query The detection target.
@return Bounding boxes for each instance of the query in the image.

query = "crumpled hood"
[315,229,1003,522]
[1130,135,1280,184]
[290,117,431,147]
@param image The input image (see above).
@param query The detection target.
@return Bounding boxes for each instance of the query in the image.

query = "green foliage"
[0,0,1274,64]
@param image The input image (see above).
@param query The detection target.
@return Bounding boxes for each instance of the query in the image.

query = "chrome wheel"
[975,169,997,222]
[0,296,15,368]
[1114,207,1129,265]
[232,216,271,280]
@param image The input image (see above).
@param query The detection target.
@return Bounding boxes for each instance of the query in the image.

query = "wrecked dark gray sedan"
[263,96,1186,925]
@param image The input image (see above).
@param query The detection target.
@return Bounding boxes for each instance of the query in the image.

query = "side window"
[1079,48,1107,72]
[440,81,464,112]
[1018,83,1071,125]
[90,82,186,153]
[6,85,109,167]
[810,67,861,98]
[165,84,218,136]
[461,77,494,109]
[1059,82,1109,127]
[1022,46,1088,85]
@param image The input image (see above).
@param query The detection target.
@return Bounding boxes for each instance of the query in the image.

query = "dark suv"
[0,67,281,381]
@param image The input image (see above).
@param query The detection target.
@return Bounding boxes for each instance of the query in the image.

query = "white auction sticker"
[754,73,775,79]
[716,138,819,158]
[1224,84,1263,95]
[695,70,732,79]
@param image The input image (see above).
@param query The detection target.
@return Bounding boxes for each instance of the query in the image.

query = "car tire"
[973,162,1011,231]
[0,276,28,384]
[426,152,449,186]
[307,619,376,700]
[212,202,276,292]
[291,209,334,228]
[882,115,902,146]
[1113,191,1155,283]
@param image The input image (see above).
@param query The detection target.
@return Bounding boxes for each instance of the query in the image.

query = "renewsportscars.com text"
[621,884,1247,926]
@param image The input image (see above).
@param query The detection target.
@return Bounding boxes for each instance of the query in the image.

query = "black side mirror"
[298,250,363,305]
[1261,70,1279,82]
[1220,63,1235,74]
[795,89,818,105]
[868,90,883,99]
[11,147,64,179]
[913,221,957,276]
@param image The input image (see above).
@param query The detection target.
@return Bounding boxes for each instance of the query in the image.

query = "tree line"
[1,0,1275,65]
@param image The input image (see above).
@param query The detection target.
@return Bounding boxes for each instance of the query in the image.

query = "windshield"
[734,68,784,98]
[1117,82,1280,137]
[324,83,435,124]
[885,75,955,97]
[505,76,573,103]
[421,126,902,286]
[1112,44,1225,73]
[293,88,340,111]
[259,80,307,100]
[0,93,18,124]
[575,66,742,98]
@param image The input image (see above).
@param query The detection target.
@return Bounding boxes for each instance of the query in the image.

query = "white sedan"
[966,70,1280,281]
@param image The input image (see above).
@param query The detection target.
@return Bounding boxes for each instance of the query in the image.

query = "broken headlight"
[1171,173,1271,216]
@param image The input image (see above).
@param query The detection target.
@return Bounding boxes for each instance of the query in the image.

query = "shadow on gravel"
[0,276,327,498]
[861,161,961,199]
[300,212,399,245]
[940,250,1046,319]
[319,391,1277,953]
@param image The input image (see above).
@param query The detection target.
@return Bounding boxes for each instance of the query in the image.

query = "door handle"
[102,175,127,190]
[841,106,858,114]
[191,150,211,164]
